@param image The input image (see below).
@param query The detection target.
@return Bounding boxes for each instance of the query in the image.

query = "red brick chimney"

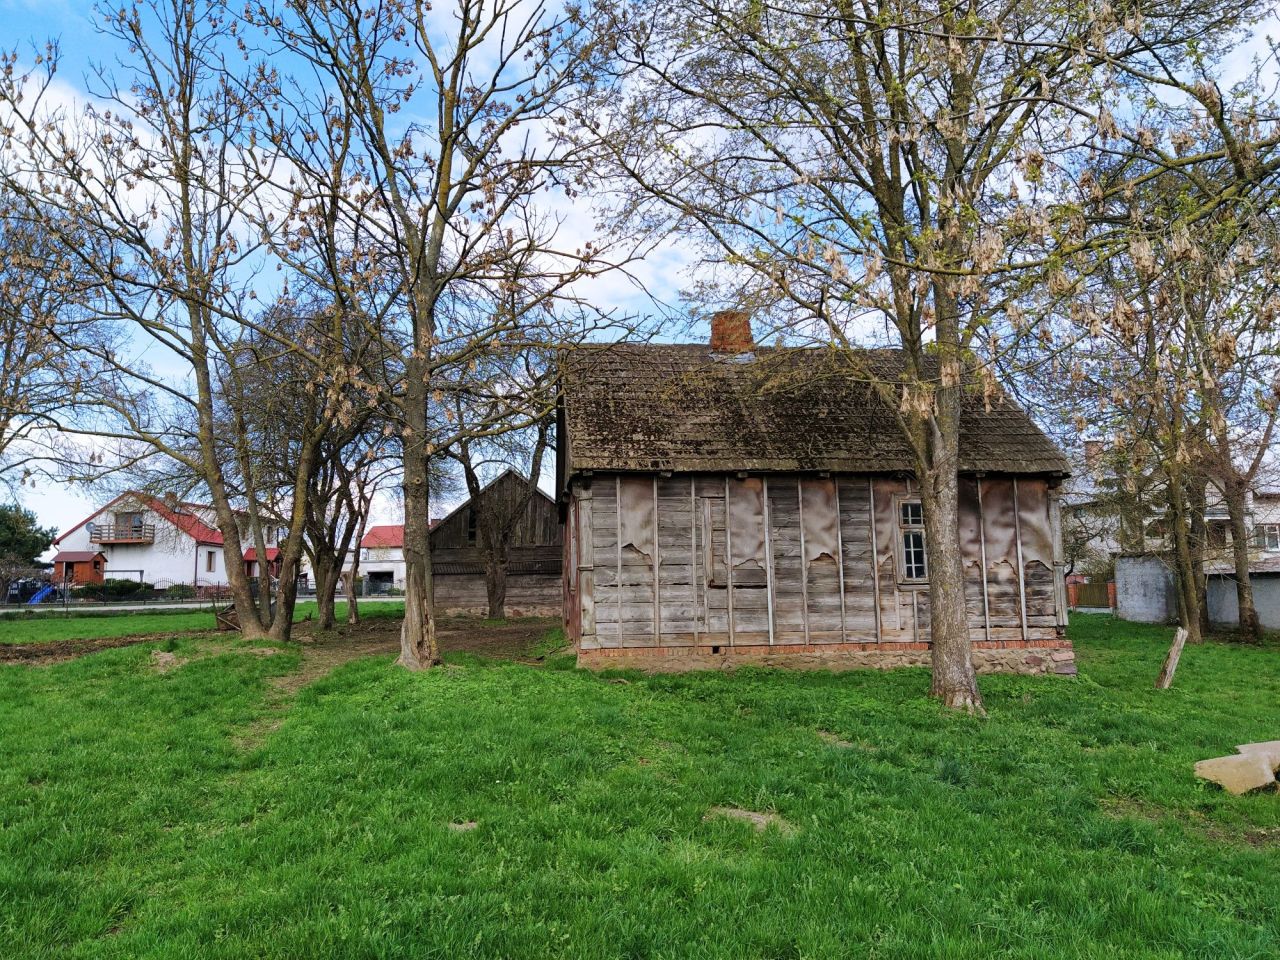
[710,309,754,353]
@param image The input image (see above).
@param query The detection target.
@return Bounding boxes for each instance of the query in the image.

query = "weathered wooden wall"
[434,571,562,617]
[567,472,1065,651]
[431,470,561,553]
[429,471,564,615]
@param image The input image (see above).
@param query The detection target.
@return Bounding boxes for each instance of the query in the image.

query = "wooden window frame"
[894,495,928,585]
[206,550,216,573]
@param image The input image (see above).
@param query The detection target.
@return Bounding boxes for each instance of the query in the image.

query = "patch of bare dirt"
[704,806,795,834]
[0,632,213,666]
[817,729,855,749]
[150,650,188,673]
[1101,795,1280,848]
[448,820,479,832]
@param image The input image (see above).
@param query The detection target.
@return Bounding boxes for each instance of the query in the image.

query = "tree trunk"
[921,460,984,713]
[1167,468,1204,644]
[1225,482,1262,641]
[268,561,301,642]
[347,501,369,625]
[314,557,338,630]
[484,546,508,620]
[917,278,984,714]
[1188,480,1211,638]
[397,355,440,669]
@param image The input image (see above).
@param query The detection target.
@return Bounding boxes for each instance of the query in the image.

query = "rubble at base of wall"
[576,642,1076,677]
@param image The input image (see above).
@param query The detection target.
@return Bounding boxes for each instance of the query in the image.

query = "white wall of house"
[56,504,229,587]
[354,546,406,589]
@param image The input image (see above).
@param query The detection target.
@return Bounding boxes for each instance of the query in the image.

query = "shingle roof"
[52,551,105,563]
[560,343,1069,480]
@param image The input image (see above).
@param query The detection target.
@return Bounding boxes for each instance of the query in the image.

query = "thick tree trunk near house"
[1226,487,1262,641]
[483,547,509,621]
[920,451,984,714]
[915,288,984,715]
[314,559,339,630]
[210,501,268,640]
[397,364,441,670]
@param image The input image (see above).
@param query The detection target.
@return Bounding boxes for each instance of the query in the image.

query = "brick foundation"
[576,639,1076,676]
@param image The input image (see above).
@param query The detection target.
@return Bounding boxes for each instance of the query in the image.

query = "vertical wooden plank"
[615,474,623,645]
[796,476,810,645]
[763,475,775,645]
[977,478,991,643]
[690,475,699,644]
[725,476,735,646]
[1013,477,1028,641]
[834,479,847,641]
[580,487,595,639]
[1048,486,1069,628]
[652,476,661,645]
[869,476,882,642]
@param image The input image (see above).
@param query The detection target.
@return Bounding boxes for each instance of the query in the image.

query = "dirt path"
[0,633,221,665]
[230,615,560,749]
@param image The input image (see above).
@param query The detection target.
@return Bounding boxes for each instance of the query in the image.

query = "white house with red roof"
[52,492,289,590]
[354,524,409,592]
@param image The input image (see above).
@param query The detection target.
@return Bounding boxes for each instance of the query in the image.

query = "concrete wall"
[1207,574,1280,629]
[1115,554,1177,623]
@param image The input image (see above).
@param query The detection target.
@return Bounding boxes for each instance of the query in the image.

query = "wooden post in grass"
[1155,627,1189,689]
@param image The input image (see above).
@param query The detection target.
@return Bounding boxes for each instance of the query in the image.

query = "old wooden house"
[557,313,1074,674]
[430,469,563,616]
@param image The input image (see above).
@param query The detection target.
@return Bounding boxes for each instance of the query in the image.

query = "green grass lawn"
[0,600,405,644]
[0,615,1276,959]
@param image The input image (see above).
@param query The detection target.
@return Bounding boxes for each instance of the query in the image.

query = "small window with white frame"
[897,497,928,583]
[1256,524,1280,551]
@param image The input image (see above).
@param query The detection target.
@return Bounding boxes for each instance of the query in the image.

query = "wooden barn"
[430,469,563,616]
[557,314,1075,675]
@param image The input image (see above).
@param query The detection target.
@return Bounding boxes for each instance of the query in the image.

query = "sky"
[4,1,1278,537]
[1,0,699,537]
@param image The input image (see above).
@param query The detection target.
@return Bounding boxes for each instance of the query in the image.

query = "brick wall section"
[578,639,1076,676]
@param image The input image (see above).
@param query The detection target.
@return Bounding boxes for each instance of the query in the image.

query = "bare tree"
[446,413,551,620]
[245,0,642,668]
[0,3,289,637]
[0,198,103,489]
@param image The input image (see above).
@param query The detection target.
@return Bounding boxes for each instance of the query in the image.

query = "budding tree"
[584,0,1274,710]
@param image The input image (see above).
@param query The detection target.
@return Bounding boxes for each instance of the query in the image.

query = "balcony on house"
[89,523,157,544]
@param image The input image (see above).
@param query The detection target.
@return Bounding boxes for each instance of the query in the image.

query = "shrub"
[78,578,154,601]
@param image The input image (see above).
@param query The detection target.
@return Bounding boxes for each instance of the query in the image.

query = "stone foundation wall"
[577,639,1076,676]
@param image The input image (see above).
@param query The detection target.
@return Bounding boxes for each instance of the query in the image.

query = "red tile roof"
[146,496,223,545]
[54,491,224,545]
[360,525,404,548]
[243,547,280,562]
